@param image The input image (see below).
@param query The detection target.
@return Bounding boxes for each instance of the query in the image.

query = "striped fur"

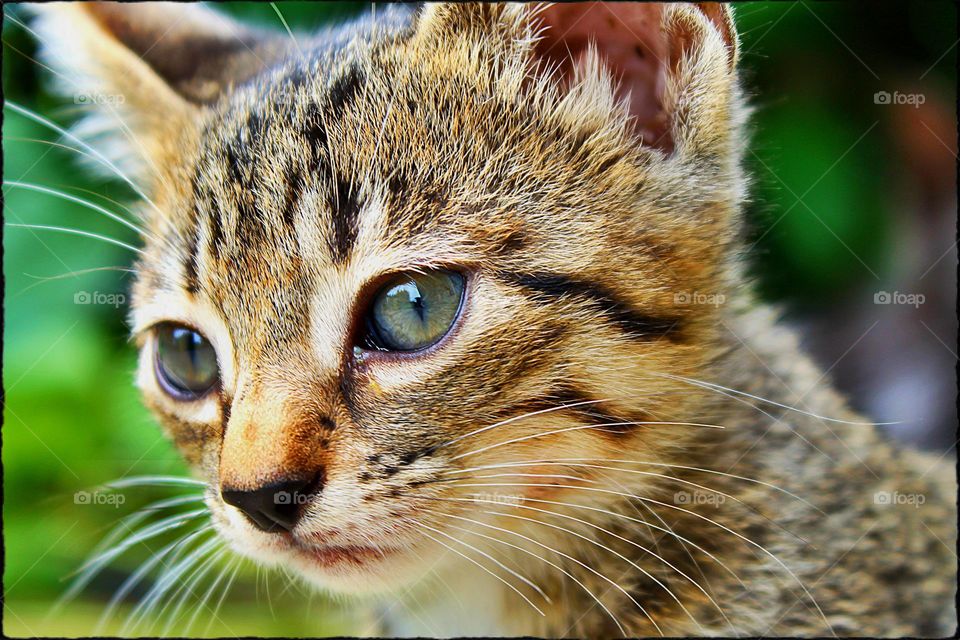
[33,2,954,637]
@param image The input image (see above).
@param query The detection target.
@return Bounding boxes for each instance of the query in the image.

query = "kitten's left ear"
[30,2,289,184]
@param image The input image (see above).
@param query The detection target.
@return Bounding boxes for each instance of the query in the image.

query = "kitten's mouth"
[289,540,397,568]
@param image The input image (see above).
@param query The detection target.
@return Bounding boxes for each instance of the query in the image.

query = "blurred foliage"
[3,1,955,636]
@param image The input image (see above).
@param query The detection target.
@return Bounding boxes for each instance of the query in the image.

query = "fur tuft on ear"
[29,2,289,186]
[412,2,741,159]
[531,2,740,155]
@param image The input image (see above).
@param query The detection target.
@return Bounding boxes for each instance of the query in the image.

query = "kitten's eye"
[364,270,465,352]
[154,324,219,399]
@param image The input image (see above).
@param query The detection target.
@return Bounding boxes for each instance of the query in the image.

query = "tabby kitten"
[32,2,955,637]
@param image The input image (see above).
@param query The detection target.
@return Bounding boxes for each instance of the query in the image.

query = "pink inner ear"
[534,2,671,149]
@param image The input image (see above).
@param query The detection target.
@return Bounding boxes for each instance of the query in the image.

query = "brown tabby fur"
[32,2,955,636]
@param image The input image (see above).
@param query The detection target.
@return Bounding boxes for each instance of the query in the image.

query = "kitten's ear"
[418,2,739,156]
[532,2,739,154]
[30,2,287,183]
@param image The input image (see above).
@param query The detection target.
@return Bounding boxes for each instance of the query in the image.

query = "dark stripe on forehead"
[328,63,365,113]
[303,102,330,163]
[328,178,361,264]
[282,163,305,229]
[499,272,683,341]
[183,221,200,294]
[183,177,204,294]
[207,195,224,260]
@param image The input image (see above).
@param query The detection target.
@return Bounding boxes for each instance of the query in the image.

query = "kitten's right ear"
[416,3,740,159]
[29,2,288,185]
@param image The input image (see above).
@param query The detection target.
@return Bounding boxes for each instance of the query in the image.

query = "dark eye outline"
[355,269,468,356]
[153,322,220,401]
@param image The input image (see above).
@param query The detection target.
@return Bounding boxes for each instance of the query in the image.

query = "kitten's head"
[36,2,743,594]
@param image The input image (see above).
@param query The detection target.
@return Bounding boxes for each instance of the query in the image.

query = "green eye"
[365,270,465,352]
[155,324,219,399]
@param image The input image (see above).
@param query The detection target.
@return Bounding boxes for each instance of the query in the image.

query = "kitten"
[31,2,955,636]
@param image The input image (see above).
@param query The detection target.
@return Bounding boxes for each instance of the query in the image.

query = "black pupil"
[157,325,217,397]
[365,270,464,351]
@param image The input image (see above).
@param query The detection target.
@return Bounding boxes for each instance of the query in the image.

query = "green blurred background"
[3,2,956,637]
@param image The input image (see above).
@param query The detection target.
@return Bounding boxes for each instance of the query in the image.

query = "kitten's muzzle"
[221,472,323,533]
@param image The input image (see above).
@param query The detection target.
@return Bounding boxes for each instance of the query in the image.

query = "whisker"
[436,397,612,453]
[3,12,169,183]
[428,509,627,636]
[446,481,833,634]
[4,101,165,218]
[6,223,143,254]
[411,520,546,617]
[451,420,723,462]
[95,524,213,634]
[159,545,226,636]
[445,462,813,546]
[69,507,209,589]
[5,180,153,239]
[647,371,891,426]
[434,492,748,588]
[123,532,222,634]
[446,498,687,633]
[105,475,206,489]
[435,505,661,636]
[201,556,244,636]
[184,552,239,635]
[447,458,813,506]
[415,519,551,603]
[446,495,719,633]
[80,494,206,570]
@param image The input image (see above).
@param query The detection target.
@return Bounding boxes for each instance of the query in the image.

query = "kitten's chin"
[216,525,436,596]
[284,543,435,595]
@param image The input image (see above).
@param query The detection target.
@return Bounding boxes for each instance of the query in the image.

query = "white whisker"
[429,509,627,636]
[436,398,612,452]
[411,520,546,617]
[446,481,832,634]
[451,420,723,462]
[4,101,165,218]
[4,180,154,240]
[7,223,143,254]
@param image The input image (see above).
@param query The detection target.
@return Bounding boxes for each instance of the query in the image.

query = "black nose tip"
[221,475,320,533]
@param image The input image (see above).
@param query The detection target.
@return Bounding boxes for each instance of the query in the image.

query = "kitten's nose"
[221,474,322,533]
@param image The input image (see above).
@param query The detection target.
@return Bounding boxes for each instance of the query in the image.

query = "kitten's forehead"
[133,2,709,365]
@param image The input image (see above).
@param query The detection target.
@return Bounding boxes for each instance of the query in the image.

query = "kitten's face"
[39,2,741,594]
